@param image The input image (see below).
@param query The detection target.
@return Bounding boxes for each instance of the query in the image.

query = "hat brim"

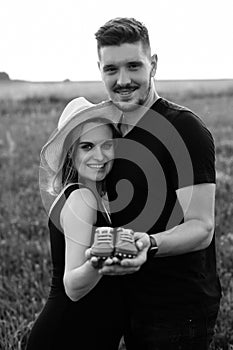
[41,100,122,172]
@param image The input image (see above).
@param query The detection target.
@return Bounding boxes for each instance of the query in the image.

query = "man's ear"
[151,54,158,77]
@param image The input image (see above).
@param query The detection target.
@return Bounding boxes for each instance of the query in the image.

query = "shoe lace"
[96,230,113,243]
[119,230,134,243]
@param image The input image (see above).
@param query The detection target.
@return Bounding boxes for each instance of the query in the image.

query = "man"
[92,17,222,349]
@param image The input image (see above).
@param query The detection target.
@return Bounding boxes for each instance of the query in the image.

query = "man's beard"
[113,79,152,112]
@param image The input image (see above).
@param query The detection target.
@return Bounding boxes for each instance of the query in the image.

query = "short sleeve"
[169,111,216,189]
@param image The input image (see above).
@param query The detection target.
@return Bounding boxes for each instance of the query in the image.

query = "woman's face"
[74,121,115,184]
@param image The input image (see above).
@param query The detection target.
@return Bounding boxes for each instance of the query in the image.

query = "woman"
[26,97,125,350]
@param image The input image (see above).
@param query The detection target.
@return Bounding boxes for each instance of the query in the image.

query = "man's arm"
[151,182,215,256]
[96,182,215,275]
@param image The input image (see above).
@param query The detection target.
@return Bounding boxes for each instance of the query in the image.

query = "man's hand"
[86,232,150,276]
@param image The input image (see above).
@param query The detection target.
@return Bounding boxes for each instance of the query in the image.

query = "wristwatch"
[148,234,159,256]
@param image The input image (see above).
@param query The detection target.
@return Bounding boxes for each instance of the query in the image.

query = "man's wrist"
[148,234,159,256]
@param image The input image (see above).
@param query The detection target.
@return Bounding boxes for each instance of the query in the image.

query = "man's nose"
[117,68,131,86]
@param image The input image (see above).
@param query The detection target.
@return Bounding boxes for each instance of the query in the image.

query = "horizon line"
[1,78,233,84]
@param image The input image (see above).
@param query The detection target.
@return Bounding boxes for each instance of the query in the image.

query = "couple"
[26,17,221,350]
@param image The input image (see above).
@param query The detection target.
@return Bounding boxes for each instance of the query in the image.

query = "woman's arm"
[61,188,102,302]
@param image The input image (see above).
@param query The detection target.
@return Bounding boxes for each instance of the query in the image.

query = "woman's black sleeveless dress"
[26,184,124,350]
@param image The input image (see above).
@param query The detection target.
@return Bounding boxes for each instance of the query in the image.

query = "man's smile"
[114,87,138,95]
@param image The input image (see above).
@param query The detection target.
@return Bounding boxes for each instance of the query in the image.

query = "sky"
[1,0,233,81]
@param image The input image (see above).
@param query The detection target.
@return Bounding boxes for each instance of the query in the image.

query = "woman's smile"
[87,163,106,169]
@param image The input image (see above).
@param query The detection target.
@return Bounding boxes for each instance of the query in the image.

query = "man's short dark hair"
[95,17,151,57]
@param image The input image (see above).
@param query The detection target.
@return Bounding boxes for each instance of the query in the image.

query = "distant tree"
[63,78,70,83]
[0,72,10,80]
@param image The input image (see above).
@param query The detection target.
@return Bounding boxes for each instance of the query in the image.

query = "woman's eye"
[81,144,93,151]
[102,141,114,150]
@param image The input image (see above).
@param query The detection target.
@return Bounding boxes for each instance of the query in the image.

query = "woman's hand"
[86,232,150,275]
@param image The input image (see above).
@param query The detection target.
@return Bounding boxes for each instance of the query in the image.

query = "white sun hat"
[41,97,122,173]
[39,97,122,215]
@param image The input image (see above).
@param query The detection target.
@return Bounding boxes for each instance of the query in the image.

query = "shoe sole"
[114,250,137,259]
[90,250,137,260]
[90,251,114,258]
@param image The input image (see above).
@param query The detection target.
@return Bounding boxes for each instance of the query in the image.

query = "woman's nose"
[93,146,104,161]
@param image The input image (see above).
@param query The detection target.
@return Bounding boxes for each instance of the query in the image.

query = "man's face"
[98,41,156,112]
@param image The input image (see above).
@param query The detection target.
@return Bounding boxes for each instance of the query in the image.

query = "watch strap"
[148,234,158,255]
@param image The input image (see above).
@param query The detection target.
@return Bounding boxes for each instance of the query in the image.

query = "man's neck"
[144,79,160,109]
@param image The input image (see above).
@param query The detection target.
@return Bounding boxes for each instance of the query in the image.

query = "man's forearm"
[153,219,214,257]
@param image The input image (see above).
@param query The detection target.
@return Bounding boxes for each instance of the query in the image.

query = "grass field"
[0,80,233,349]
[1,79,233,102]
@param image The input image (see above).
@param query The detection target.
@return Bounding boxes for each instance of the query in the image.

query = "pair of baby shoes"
[90,227,138,263]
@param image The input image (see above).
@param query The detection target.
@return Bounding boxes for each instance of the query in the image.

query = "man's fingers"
[104,257,115,265]
[136,240,144,250]
[120,255,144,267]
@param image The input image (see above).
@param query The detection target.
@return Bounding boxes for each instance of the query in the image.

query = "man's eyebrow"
[103,64,116,70]
[103,60,143,70]
[127,61,143,65]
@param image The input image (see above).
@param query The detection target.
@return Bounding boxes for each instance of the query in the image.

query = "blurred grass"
[0,80,233,349]
[1,79,233,102]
